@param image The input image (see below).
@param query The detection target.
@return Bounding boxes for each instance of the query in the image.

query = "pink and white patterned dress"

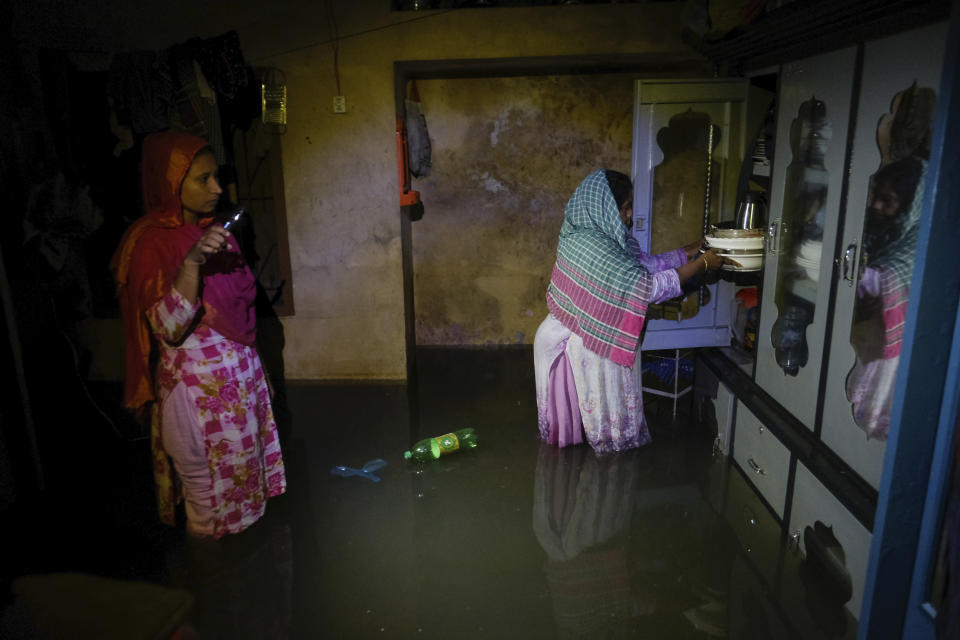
[147,287,286,538]
[535,248,686,453]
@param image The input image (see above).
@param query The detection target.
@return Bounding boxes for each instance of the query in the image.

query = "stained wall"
[12,0,702,380]
[412,75,635,346]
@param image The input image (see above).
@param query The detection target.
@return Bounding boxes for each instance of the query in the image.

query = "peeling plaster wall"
[13,0,701,380]
[413,75,634,346]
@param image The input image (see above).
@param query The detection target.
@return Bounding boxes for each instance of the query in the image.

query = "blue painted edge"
[859,2,960,638]
[905,297,960,635]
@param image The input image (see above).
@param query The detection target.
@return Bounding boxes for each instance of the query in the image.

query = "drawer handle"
[748,458,767,476]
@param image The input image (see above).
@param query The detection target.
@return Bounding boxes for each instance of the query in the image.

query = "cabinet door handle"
[767,220,779,255]
[748,458,767,475]
[841,240,858,286]
[789,530,801,552]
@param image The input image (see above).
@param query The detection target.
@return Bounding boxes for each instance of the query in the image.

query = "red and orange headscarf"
[111,132,256,410]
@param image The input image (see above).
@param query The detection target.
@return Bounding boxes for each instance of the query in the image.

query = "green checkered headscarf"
[546,170,653,367]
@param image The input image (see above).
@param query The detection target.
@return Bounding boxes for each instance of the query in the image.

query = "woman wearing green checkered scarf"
[534,169,724,453]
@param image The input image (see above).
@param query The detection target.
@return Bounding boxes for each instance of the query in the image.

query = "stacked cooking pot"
[703,192,765,272]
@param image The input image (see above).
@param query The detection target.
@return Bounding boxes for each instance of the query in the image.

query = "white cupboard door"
[820,21,949,490]
[754,47,857,427]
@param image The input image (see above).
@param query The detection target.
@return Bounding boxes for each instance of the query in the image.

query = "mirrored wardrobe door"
[755,46,857,428]
[820,21,949,490]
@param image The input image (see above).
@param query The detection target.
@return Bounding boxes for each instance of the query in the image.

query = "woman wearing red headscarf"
[112,132,286,538]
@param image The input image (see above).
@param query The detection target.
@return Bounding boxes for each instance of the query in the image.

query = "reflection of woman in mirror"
[847,156,925,439]
[846,81,936,440]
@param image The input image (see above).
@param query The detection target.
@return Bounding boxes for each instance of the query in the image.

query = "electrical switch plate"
[333,96,347,113]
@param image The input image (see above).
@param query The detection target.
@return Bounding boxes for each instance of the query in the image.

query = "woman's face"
[180,151,222,221]
[870,181,901,219]
[619,197,634,229]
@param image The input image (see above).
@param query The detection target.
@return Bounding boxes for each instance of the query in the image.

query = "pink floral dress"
[147,288,286,538]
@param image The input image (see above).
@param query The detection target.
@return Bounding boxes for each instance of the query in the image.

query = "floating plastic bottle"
[404,428,478,462]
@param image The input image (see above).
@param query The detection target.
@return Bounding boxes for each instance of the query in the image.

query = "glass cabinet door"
[632,79,753,349]
[819,22,949,489]
[754,47,857,427]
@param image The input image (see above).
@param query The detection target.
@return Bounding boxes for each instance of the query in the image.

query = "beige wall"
[15,0,700,380]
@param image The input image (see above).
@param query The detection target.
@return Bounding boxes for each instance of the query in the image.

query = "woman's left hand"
[701,248,728,271]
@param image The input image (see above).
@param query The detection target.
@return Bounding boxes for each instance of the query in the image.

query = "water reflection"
[182,518,294,638]
[532,443,737,637]
[533,445,638,636]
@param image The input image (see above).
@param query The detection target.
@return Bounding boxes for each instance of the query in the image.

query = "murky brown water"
[3,348,859,638]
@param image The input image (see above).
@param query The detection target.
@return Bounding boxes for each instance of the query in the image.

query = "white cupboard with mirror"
[644,12,952,632]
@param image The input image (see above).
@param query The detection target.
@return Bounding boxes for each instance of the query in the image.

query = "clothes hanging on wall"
[107,30,259,156]
[186,31,249,101]
[405,81,432,178]
[167,45,226,165]
[107,50,175,135]
[170,31,261,165]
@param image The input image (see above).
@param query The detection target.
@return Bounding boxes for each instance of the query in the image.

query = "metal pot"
[734,192,766,230]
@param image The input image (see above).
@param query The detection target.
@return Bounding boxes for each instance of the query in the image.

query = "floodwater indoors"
[2,347,858,638]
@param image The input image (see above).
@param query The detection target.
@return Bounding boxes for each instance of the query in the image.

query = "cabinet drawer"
[786,462,871,623]
[723,461,782,587]
[732,401,791,518]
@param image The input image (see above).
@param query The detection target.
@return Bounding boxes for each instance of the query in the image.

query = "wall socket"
[333,96,347,114]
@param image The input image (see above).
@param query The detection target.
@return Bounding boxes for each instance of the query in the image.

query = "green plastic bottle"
[404,428,478,462]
